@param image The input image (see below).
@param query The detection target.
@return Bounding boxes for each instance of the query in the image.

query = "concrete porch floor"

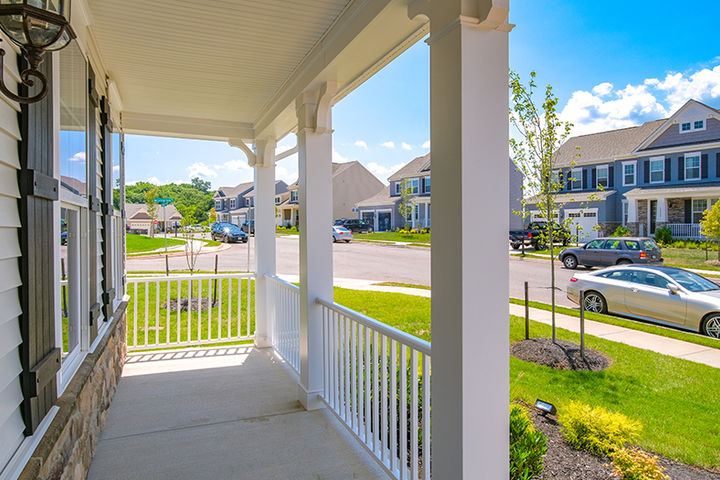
[88,346,390,480]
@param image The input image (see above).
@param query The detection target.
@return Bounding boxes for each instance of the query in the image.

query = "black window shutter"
[643,160,649,184]
[566,169,572,191]
[678,157,684,181]
[87,66,100,341]
[608,165,614,188]
[716,153,720,178]
[701,154,708,179]
[664,158,671,182]
[100,97,115,323]
[18,56,60,434]
[591,167,597,188]
[684,199,692,223]
[420,177,425,193]
[582,169,588,189]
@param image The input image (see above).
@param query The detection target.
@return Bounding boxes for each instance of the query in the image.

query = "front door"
[650,200,657,234]
[362,211,374,230]
[377,212,391,232]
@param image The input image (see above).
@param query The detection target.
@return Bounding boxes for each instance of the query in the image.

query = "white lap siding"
[0,41,26,470]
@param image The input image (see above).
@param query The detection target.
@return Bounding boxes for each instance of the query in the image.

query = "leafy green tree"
[191,177,211,193]
[126,177,214,225]
[396,178,417,230]
[510,70,575,343]
[700,201,720,260]
[144,186,159,237]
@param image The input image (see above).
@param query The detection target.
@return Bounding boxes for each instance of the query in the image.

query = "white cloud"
[126,180,137,186]
[186,161,218,178]
[219,159,251,171]
[333,149,353,163]
[147,177,160,185]
[560,62,720,136]
[354,140,368,150]
[380,141,395,149]
[401,142,413,151]
[68,152,85,162]
[421,140,430,149]
[367,161,407,183]
[112,165,120,173]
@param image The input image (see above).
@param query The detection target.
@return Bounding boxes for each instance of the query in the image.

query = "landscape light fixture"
[534,399,556,416]
[0,0,75,104]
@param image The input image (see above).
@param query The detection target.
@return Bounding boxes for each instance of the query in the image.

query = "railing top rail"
[265,274,300,291]
[127,272,256,283]
[316,298,431,356]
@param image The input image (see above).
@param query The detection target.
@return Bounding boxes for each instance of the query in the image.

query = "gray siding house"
[527,99,720,240]
[214,181,288,225]
[358,154,524,231]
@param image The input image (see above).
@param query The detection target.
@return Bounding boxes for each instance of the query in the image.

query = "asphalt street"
[128,236,578,307]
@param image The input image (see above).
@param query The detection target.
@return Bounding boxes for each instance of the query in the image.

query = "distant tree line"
[120,177,214,225]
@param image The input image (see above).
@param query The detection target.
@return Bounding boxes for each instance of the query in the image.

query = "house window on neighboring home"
[570,168,582,190]
[622,161,636,186]
[394,182,401,195]
[215,200,222,210]
[596,165,608,188]
[275,196,281,205]
[408,178,419,194]
[649,156,664,183]
[681,122,691,132]
[230,198,236,209]
[290,190,298,202]
[685,152,701,180]
[692,199,708,223]
[424,176,431,193]
[680,120,706,133]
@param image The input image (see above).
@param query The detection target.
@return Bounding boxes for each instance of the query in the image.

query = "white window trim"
[424,176,431,193]
[622,160,636,187]
[230,198,236,209]
[684,152,701,181]
[570,167,582,189]
[679,119,706,134]
[691,198,709,224]
[394,182,401,195]
[595,165,608,188]
[649,156,665,184]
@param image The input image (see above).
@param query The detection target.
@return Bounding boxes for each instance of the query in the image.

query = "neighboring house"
[357,154,524,231]
[278,161,384,227]
[526,99,720,240]
[125,203,183,233]
[214,180,288,225]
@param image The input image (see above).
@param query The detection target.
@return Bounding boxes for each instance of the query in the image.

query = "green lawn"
[354,231,431,243]
[333,287,720,469]
[126,233,185,253]
[662,246,720,271]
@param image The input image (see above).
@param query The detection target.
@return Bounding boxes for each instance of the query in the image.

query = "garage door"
[564,208,598,242]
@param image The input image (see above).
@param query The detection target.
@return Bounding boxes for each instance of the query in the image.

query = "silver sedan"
[566,265,720,338]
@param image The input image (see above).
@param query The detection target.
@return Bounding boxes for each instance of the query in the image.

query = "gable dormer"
[636,100,720,152]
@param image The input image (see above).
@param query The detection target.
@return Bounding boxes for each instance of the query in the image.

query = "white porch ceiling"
[84,0,427,141]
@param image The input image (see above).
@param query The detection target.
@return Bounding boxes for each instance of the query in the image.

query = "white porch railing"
[667,223,703,239]
[317,299,431,480]
[266,275,301,373]
[127,273,255,351]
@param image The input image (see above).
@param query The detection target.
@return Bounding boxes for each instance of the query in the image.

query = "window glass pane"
[681,122,691,131]
[59,42,87,197]
[624,240,640,250]
[586,240,605,249]
[571,169,582,188]
[694,120,704,129]
[650,159,663,182]
[632,271,669,289]
[112,132,121,211]
[624,164,635,184]
[60,207,80,358]
[606,240,622,250]
[665,269,718,292]
[686,155,700,180]
[597,167,608,187]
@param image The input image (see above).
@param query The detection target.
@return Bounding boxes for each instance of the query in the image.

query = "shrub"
[559,401,641,456]
[611,225,632,237]
[654,226,672,246]
[611,447,669,480]
[509,404,547,480]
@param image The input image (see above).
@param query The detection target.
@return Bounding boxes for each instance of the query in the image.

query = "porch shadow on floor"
[88,346,391,480]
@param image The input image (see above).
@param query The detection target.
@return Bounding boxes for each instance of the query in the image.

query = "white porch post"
[253,138,277,348]
[412,1,512,477]
[296,83,334,410]
[627,198,638,223]
[657,197,668,223]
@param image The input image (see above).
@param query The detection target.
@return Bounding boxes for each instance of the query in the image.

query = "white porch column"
[627,198,638,223]
[657,197,668,223]
[253,138,277,348]
[411,1,512,477]
[296,83,334,410]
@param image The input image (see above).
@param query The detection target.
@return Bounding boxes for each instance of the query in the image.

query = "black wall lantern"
[0,0,75,103]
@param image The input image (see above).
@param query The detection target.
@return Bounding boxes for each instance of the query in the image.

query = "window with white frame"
[275,196,281,205]
[570,168,582,189]
[649,156,664,183]
[685,152,701,180]
[596,165,608,188]
[215,199,222,210]
[680,119,705,133]
[622,161,636,186]
[394,182,401,195]
[290,190,298,202]
[424,176,431,193]
[230,198,236,209]
[692,199,708,223]
[406,178,419,194]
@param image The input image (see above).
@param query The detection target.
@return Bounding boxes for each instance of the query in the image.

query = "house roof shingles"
[356,186,394,208]
[126,203,183,220]
[387,154,430,182]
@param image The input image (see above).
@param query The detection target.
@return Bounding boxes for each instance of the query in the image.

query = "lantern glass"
[0,0,71,49]
[0,13,27,45]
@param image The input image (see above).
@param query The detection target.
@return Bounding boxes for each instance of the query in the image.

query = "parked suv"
[559,237,663,269]
[211,222,248,243]
[241,220,255,235]
[334,218,373,233]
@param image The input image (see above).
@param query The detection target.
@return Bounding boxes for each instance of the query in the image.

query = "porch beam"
[414,0,512,477]
[253,137,277,348]
[296,84,335,410]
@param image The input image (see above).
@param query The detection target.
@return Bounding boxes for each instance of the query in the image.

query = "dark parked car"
[559,237,663,269]
[211,222,248,243]
[334,218,373,233]
[241,220,255,235]
[509,221,570,250]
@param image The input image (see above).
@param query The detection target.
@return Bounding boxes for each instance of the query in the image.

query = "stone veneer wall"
[598,222,621,237]
[667,199,686,224]
[18,301,127,480]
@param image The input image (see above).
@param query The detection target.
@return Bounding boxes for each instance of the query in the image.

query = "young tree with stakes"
[144,186,160,238]
[397,178,417,230]
[510,70,576,343]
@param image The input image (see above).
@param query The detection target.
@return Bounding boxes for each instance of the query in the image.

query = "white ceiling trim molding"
[122,112,254,141]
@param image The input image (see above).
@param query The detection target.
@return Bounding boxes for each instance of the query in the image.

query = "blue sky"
[125,0,720,189]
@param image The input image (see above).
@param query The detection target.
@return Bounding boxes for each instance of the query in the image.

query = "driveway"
[127,236,576,307]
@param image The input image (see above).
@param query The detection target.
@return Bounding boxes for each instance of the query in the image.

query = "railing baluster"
[133,282,137,348]
[400,345,408,480]
[381,334,388,466]
[344,315,351,423]
[176,280,181,344]
[351,317,357,432]
[411,350,419,479]
[247,277,252,337]
[207,278,212,341]
[227,277,232,338]
[364,325,371,445]
[373,329,379,455]
[422,353,431,480]
[144,281,149,347]
[154,281,159,346]
[390,339,398,473]
[166,278,170,345]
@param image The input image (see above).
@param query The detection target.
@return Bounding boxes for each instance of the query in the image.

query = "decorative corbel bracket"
[408,0,514,32]
[228,138,257,167]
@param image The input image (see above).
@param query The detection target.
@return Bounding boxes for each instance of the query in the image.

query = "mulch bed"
[511,338,611,371]
[529,409,720,479]
[162,297,215,312]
